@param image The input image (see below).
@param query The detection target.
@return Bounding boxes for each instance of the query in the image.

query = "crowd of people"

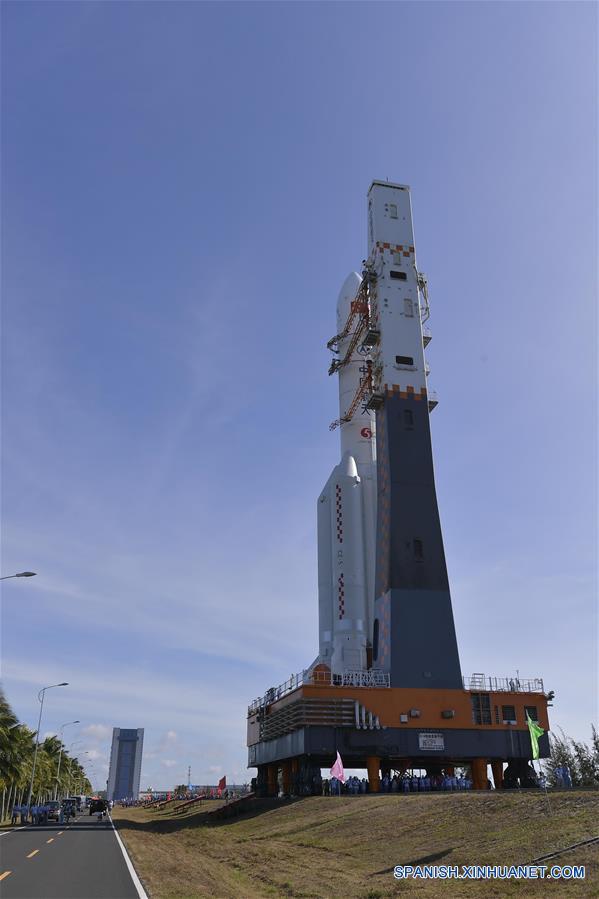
[322,768,573,795]
[322,772,474,795]
[10,800,77,825]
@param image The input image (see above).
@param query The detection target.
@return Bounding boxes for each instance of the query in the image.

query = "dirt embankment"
[113,790,599,898]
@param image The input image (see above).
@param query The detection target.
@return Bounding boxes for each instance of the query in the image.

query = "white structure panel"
[367,182,428,394]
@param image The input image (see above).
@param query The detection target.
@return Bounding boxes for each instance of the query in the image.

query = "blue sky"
[1,1,596,790]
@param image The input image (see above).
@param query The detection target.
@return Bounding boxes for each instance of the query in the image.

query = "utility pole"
[187,766,191,790]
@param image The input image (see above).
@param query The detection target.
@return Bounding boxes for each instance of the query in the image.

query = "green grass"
[113,790,599,898]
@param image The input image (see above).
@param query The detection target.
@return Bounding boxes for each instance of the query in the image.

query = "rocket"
[316,181,462,690]
[317,272,377,676]
[248,182,551,793]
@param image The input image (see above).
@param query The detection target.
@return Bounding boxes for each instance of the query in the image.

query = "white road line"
[0,826,28,836]
[108,815,149,899]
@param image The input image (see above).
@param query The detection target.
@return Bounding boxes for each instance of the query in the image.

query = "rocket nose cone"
[336,272,362,328]
[340,451,359,480]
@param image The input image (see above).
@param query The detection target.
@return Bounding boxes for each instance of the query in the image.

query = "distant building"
[107,728,144,801]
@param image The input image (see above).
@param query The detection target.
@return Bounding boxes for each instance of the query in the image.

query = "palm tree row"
[0,689,92,821]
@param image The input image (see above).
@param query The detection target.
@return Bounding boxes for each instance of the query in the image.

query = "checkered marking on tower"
[375,240,415,258]
[335,485,343,543]
[338,572,345,620]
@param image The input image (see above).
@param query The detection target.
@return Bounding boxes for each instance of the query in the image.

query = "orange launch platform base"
[247,678,550,795]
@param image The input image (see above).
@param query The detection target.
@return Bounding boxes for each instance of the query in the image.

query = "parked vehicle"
[45,801,61,822]
[89,799,107,816]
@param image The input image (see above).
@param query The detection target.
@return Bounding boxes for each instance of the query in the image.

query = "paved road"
[0,812,143,899]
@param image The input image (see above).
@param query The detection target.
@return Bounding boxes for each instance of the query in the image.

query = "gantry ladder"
[327,295,370,376]
[329,361,373,430]
[327,265,379,431]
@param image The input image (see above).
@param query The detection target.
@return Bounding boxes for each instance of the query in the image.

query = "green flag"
[526,713,544,760]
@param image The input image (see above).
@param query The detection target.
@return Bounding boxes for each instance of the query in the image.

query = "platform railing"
[337,669,390,688]
[248,668,391,715]
[248,672,306,714]
[463,674,545,694]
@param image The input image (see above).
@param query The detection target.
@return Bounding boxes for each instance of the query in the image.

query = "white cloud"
[83,724,112,741]
[1,531,313,671]
[85,749,103,761]
[208,765,222,774]
[161,759,177,769]
[3,661,249,735]
[156,730,178,752]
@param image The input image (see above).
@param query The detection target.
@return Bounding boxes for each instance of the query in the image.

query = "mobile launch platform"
[247,181,551,795]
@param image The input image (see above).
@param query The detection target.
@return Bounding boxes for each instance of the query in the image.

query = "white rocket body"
[317,273,377,675]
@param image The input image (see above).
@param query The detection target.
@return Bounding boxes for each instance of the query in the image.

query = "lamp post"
[69,752,89,797]
[26,683,68,813]
[65,742,84,798]
[86,764,98,793]
[54,721,79,800]
[0,572,37,580]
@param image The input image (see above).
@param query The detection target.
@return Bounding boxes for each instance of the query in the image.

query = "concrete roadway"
[0,811,143,899]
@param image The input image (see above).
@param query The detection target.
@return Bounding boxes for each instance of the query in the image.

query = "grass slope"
[113,791,599,898]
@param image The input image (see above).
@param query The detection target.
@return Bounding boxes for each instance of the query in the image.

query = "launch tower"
[247,182,551,794]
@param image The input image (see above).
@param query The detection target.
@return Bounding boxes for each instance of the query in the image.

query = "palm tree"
[0,691,92,819]
[39,736,62,802]
[0,691,35,820]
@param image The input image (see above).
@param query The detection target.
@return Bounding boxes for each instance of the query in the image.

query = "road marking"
[108,814,149,899]
[0,872,12,881]
[57,831,64,835]
[46,837,54,843]
[27,850,39,858]
[0,826,27,836]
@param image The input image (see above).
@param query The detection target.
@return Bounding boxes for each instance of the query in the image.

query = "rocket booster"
[317,274,377,676]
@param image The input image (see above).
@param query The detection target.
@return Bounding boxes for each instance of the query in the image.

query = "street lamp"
[26,682,68,813]
[65,741,84,795]
[69,752,90,796]
[54,720,80,799]
[0,572,37,580]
